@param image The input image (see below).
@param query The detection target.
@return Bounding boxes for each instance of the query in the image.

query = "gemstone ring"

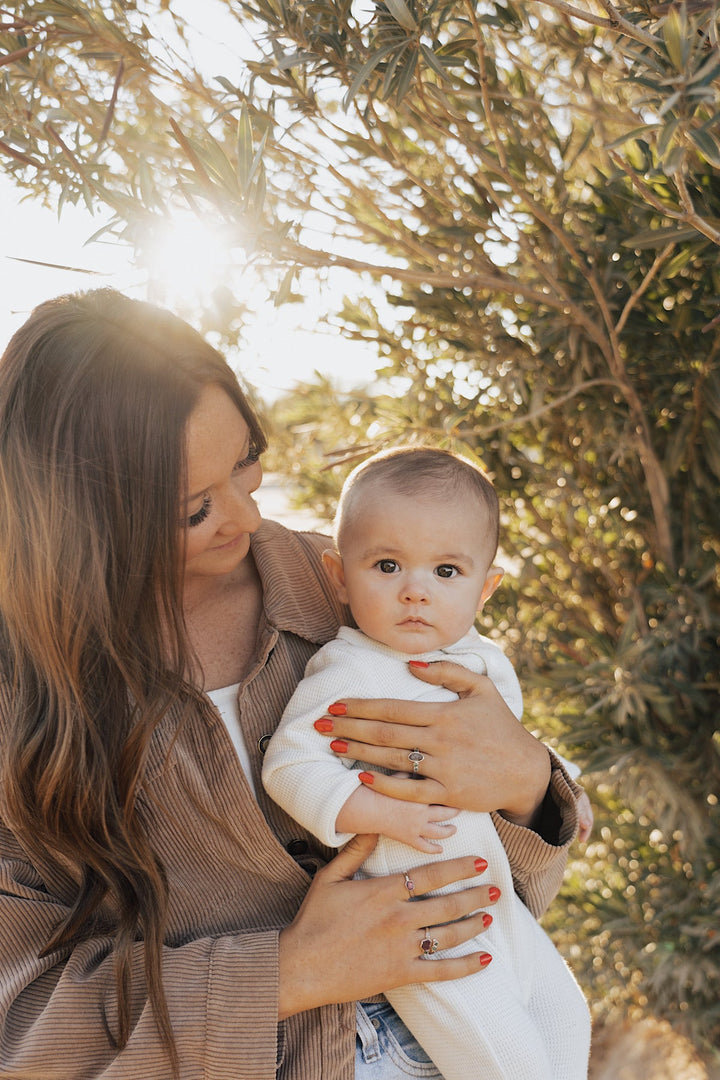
[408,748,425,774]
[420,930,440,955]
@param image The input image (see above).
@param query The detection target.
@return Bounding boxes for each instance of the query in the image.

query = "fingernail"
[314,718,334,732]
[408,660,429,668]
[328,702,347,716]
[488,886,501,902]
[474,858,488,873]
[479,952,493,968]
[358,771,374,784]
[482,913,493,929]
[330,739,348,753]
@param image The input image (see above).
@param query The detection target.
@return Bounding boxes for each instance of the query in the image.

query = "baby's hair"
[335,445,499,555]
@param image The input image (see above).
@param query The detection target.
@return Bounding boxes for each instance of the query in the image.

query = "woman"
[0,289,581,1079]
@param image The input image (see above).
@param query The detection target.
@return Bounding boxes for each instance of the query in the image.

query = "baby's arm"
[336,784,459,854]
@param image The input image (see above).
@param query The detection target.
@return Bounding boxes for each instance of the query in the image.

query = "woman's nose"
[218,470,263,532]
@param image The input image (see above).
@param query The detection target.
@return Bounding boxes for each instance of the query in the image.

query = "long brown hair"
[0,288,266,1066]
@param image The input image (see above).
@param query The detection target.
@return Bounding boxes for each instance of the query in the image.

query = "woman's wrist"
[498,743,552,829]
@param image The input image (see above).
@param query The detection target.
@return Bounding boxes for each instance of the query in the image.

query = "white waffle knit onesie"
[263,626,591,1080]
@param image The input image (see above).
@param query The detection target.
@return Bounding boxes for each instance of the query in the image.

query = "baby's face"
[326,486,499,654]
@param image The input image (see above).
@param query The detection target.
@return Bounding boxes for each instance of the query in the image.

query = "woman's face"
[182,384,262,585]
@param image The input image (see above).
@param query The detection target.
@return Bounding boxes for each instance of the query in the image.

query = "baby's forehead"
[339,480,494,550]
[342,475,489,521]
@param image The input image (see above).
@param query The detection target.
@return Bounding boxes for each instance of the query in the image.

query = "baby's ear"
[322,548,348,602]
[478,565,504,608]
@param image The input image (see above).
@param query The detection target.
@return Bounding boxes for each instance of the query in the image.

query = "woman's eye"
[235,442,261,470]
[436,564,458,579]
[377,559,399,574]
[187,494,212,528]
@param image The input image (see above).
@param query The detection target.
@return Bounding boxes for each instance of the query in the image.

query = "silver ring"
[420,929,440,955]
[403,872,415,894]
[408,748,424,774]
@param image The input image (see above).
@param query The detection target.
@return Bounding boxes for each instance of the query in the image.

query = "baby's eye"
[376,559,399,574]
[435,564,459,579]
[235,442,261,470]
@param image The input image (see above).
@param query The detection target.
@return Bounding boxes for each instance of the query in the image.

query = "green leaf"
[662,8,686,72]
[605,125,657,152]
[274,266,297,306]
[384,0,418,32]
[393,47,418,102]
[662,144,686,176]
[657,117,682,159]
[237,105,253,188]
[381,42,410,99]
[419,42,453,82]
[276,50,317,70]
[689,127,720,168]
[215,76,240,96]
[343,41,399,107]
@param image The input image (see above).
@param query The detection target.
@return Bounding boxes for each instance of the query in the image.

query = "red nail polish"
[314,718,333,732]
[482,913,493,929]
[488,886,501,902]
[474,858,488,873]
[479,952,493,968]
[330,739,348,753]
[358,771,374,784]
[328,702,347,716]
[408,660,429,668]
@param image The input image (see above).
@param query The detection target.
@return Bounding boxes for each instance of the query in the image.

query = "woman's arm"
[0,821,281,1079]
[0,822,500,1075]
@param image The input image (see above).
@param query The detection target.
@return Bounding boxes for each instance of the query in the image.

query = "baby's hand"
[381,800,459,853]
[576,790,594,843]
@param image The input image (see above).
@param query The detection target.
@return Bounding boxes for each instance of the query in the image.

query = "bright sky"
[0,174,383,404]
[0,1,392,403]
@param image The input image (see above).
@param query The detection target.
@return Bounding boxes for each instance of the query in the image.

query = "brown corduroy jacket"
[0,520,579,1079]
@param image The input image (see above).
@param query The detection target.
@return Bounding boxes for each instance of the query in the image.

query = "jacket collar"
[250,519,346,646]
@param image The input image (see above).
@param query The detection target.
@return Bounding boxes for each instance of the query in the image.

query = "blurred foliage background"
[1,0,718,1067]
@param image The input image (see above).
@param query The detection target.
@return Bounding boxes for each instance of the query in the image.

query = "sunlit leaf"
[662,8,686,72]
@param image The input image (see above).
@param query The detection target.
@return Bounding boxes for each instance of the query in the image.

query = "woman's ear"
[322,548,348,602]
[478,565,504,608]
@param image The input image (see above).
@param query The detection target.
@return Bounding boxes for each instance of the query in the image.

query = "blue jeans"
[355,1001,443,1079]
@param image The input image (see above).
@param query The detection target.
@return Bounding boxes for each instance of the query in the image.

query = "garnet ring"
[408,748,425,774]
[420,930,440,955]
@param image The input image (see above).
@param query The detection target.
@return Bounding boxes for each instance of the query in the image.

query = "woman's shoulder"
[253,517,331,561]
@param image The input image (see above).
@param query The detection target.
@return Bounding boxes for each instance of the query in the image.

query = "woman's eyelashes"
[186,445,261,528]
[237,442,261,468]
[188,493,212,528]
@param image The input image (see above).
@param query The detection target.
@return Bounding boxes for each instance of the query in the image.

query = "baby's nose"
[401,577,429,603]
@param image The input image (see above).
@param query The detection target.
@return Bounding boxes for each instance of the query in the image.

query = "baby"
[263,446,591,1080]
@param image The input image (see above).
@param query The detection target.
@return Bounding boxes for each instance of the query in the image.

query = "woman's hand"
[315,661,551,827]
[278,834,500,1020]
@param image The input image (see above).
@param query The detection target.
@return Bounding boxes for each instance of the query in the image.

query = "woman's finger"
[397,854,490,899]
[428,805,460,823]
[324,696,437,729]
[322,831,380,881]
[407,658,491,698]
[322,663,493,731]
[355,768,448,806]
